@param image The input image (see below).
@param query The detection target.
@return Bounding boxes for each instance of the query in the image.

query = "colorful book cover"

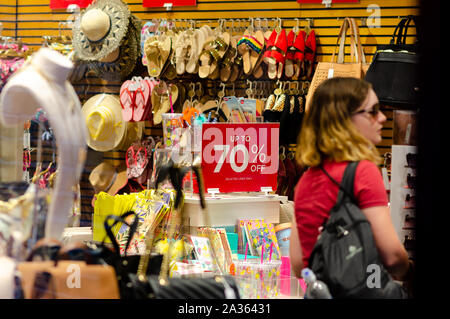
[245,219,281,260]
[198,227,227,273]
[237,219,249,255]
[188,235,214,263]
[216,228,233,269]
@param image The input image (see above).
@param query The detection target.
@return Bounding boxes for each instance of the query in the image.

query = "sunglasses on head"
[353,103,380,118]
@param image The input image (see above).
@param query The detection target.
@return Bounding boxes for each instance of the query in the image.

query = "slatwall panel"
[4,0,419,226]
[0,1,16,38]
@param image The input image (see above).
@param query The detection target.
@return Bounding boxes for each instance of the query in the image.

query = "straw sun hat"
[90,14,141,81]
[81,94,126,152]
[81,94,144,152]
[89,161,128,196]
[73,0,130,62]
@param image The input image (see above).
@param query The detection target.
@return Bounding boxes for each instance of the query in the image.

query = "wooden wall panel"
[3,0,419,225]
[0,1,17,38]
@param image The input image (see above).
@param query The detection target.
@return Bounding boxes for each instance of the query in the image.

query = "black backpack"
[308,162,408,299]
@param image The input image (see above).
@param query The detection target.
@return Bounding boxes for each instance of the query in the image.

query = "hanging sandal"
[145,36,172,78]
[285,30,296,78]
[265,28,287,79]
[220,36,237,82]
[293,30,306,79]
[132,78,152,122]
[304,29,316,80]
[237,29,264,75]
[120,80,135,122]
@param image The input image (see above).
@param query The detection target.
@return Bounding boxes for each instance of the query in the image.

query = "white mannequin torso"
[0,48,87,240]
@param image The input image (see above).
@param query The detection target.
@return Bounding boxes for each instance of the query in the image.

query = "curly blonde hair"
[296,77,382,167]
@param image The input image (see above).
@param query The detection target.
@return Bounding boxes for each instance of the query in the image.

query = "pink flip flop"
[133,79,151,122]
[120,80,135,122]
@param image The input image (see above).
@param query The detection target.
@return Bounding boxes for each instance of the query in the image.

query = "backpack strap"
[320,161,359,207]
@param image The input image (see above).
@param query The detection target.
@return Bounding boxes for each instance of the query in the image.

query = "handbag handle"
[390,17,408,45]
[332,18,358,64]
[348,18,366,64]
[103,210,140,257]
[400,15,419,45]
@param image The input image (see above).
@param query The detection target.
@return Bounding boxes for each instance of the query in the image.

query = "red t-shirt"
[294,160,388,268]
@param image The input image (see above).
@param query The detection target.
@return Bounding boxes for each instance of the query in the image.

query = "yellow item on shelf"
[92,191,136,243]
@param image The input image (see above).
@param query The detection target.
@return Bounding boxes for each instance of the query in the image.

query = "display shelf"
[389,145,417,258]
[183,192,287,228]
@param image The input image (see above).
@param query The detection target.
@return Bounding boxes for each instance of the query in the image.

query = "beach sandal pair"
[144,35,172,78]
[120,77,159,122]
[151,82,179,125]
[237,29,265,76]
[263,28,287,79]
[198,32,231,79]
[184,25,214,75]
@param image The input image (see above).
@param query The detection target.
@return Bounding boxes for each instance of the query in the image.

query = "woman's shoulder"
[356,160,382,176]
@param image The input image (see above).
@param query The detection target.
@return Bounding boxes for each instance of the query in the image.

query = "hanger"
[31,162,53,184]
[279,146,286,161]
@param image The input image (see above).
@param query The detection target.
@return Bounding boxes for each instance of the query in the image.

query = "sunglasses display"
[405,152,417,168]
[404,193,416,209]
[403,214,415,230]
[406,173,417,189]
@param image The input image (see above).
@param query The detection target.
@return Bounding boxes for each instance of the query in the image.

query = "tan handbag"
[18,260,120,299]
[306,18,367,112]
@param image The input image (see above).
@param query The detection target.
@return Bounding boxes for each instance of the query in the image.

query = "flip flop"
[251,31,266,79]
[198,36,216,78]
[220,36,237,82]
[141,21,157,66]
[237,29,264,75]
[304,29,316,79]
[285,30,296,78]
[140,78,157,122]
[229,35,243,82]
[145,36,171,78]
[209,32,231,77]
[153,84,179,125]
[185,29,201,74]
[120,80,135,122]
[175,31,188,75]
[133,78,152,122]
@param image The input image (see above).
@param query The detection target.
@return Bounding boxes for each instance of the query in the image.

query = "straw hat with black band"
[73,0,130,62]
[90,14,142,81]
[89,161,128,197]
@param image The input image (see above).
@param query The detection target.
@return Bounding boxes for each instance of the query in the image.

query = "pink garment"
[0,43,29,91]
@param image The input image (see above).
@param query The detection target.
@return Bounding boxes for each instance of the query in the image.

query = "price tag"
[328,68,334,78]
[201,123,279,193]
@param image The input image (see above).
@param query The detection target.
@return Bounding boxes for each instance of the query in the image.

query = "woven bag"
[306,18,367,112]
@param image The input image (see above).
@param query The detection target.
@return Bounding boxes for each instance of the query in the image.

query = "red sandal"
[293,30,306,79]
[304,29,316,79]
[285,30,296,78]
[265,28,287,79]
[263,29,278,61]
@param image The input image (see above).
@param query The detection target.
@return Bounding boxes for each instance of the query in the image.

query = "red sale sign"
[297,0,358,3]
[143,0,196,8]
[50,0,93,9]
[201,123,279,193]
